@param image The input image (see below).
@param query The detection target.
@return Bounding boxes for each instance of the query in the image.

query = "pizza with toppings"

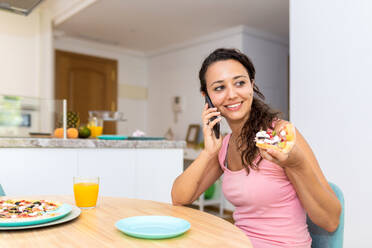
[255,122,296,153]
[0,199,61,223]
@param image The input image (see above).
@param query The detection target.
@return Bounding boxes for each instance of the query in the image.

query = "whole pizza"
[0,199,61,223]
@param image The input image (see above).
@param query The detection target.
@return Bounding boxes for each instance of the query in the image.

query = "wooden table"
[0,196,253,247]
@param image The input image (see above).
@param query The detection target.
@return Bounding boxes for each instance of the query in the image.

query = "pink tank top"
[219,134,311,248]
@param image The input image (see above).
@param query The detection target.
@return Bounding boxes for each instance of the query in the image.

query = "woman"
[171,48,341,247]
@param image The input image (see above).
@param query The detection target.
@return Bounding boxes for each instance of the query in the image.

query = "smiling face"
[205,59,254,125]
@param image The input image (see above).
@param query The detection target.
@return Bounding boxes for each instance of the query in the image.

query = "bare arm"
[171,151,223,205]
[172,103,223,205]
[260,121,341,232]
[284,130,341,232]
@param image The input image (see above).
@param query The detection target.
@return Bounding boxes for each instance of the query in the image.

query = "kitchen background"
[1,0,371,247]
[0,0,289,140]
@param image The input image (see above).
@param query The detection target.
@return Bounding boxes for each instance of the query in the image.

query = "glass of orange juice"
[73,176,100,209]
[90,126,103,138]
[88,117,103,138]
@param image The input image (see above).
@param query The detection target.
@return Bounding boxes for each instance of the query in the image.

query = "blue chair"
[307,182,344,248]
[0,184,5,196]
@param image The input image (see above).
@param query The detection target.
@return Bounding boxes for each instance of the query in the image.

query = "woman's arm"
[260,121,341,232]
[172,103,223,205]
[171,151,223,205]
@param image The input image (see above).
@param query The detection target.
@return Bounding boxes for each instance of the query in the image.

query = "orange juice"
[89,126,103,138]
[73,182,99,208]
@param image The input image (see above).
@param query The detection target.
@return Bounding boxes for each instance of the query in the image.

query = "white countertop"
[0,138,185,149]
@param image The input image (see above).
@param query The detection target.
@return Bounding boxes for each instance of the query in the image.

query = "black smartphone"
[205,94,220,139]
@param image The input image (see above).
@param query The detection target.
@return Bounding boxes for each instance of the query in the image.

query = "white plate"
[0,205,81,230]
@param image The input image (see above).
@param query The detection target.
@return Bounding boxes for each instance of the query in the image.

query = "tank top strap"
[218,133,231,171]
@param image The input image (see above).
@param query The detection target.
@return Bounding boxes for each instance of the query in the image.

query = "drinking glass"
[73,176,99,209]
[88,115,104,138]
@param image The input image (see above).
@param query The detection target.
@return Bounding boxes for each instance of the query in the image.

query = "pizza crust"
[256,141,295,154]
[0,212,62,223]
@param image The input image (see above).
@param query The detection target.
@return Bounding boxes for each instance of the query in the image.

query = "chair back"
[307,182,344,248]
[0,184,5,196]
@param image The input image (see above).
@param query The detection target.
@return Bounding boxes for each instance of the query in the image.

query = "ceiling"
[56,0,289,52]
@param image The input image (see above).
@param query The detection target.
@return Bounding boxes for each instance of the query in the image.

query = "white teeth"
[227,103,241,108]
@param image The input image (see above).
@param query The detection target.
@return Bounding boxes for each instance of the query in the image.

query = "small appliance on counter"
[88,111,126,122]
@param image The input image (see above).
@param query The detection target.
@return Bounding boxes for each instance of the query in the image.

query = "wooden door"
[55,50,118,134]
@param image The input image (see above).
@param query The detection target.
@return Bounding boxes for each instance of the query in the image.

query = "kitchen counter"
[0,138,184,203]
[0,138,185,149]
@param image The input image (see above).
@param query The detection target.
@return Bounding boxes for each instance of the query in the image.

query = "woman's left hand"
[258,121,305,169]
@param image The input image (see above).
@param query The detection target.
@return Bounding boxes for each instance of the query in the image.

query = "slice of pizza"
[255,122,296,153]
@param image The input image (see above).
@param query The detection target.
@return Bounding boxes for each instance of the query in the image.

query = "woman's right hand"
[202,103,223,157]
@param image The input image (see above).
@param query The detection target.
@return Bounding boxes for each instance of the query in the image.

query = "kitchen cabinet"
[134,149,182,203]
[0,139,184,203]
[77,149,136,199]
[0,149,77,196]
[77,149,181,203]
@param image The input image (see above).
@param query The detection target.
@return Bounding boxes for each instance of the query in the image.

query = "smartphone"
[205,94,220,139]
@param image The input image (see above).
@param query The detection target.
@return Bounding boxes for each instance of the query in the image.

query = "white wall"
[0,9,52,98]
[54,37,148,135]
[290,0,372,246]
[242,28,289,119]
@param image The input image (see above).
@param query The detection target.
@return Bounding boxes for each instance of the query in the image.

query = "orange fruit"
[54,128,79,138]
[54,128,64,138]
[67,128,79,139]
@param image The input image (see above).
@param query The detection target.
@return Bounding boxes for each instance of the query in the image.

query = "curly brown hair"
[199,48,281,174]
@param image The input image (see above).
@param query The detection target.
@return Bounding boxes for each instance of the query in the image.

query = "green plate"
[115,216,190,239]
[127,137,165,140]
[0,204,73,227]
[98,135,128,140]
